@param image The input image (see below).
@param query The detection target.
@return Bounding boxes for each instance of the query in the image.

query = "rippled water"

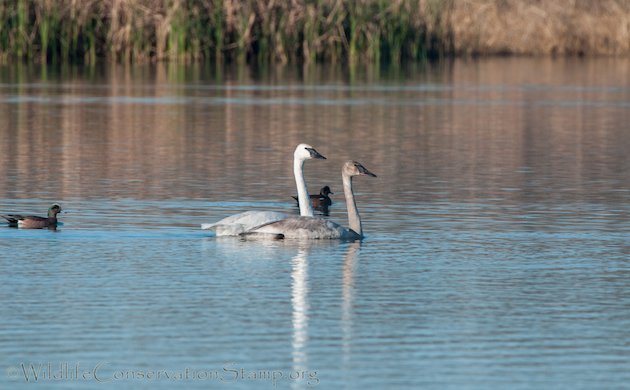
[1,59,629,389]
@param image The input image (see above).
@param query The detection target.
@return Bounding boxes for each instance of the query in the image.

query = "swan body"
[201,210,288,235]
[245,216,361,240]
[201,144,326,236]
[244,161,376,240]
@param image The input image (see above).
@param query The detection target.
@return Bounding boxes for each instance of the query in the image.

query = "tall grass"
[0,0,629,64]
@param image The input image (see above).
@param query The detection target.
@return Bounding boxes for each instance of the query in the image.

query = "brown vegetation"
[0,0,629,64]
[450,0,630,56]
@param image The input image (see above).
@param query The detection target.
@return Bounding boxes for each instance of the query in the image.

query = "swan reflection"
[291,244,310,383]
[290,241,361,388]
[342,242,361,365]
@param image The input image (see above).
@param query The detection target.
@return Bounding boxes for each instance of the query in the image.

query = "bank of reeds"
[1,0,629,64]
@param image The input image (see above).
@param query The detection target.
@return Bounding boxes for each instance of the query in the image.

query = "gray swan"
[243,161,376,240]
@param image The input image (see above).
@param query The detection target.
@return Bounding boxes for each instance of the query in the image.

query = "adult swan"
[243,161,376,240]
[201,144,326,236]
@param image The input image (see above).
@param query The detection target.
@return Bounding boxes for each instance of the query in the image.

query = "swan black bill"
[358,165,377,177]
[306,147,326,160]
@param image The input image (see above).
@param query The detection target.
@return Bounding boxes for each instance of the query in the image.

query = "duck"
[292,186,333,209]
[201,144,326,236]
[243,161,376,240]
[1,204,62,229]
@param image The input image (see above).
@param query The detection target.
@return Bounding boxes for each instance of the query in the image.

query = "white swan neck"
[295,158,314,217]
[343,173,362,236]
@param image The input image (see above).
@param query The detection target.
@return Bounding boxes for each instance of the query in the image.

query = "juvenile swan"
[201,144,326,236]
[244,161,376,240]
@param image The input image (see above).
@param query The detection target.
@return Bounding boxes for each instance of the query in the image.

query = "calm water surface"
[0,59,629,389]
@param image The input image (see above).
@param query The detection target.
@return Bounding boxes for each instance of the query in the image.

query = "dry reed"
[0,0,629,64]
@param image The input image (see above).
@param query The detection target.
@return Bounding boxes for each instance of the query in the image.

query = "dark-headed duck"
[292,186,333,209]
[2,204,62,229]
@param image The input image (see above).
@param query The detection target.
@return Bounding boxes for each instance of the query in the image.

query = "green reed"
[0,0,439,64]
[0,0,456,63]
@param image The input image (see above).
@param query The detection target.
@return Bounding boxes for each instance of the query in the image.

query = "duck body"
[1,204,62,229]
[292,186,333,209]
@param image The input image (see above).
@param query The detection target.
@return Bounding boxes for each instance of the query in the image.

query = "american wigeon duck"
[292,186,334,209]
[1,204,62,229]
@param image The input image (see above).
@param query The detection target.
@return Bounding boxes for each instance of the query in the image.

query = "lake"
[0,58,629,389]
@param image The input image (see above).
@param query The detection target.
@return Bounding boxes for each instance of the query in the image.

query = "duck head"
[48,204,62,217]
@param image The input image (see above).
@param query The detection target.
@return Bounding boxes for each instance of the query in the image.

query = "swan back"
[246,216,361,240]
[201,210,287,236]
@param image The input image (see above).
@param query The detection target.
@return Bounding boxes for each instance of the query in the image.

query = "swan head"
[294,143,326,161]
[343,161,377,178]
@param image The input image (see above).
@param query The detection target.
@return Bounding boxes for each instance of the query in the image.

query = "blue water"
[1,59,629,389]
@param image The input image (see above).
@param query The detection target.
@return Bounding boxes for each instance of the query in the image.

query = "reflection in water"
[341,242,361,367]
[1,58,629,209]
[291,245,309,389]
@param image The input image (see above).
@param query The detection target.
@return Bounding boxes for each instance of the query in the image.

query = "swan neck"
[295,158,314,217]
[343,174,362,236]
